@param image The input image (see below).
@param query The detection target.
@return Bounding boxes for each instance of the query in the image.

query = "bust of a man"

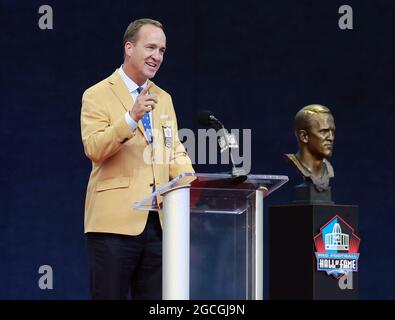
[285,104,335,192]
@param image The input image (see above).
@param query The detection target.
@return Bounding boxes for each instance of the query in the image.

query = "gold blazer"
[81,70,194,235]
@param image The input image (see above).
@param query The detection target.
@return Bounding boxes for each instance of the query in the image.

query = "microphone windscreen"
[197,110,215,126]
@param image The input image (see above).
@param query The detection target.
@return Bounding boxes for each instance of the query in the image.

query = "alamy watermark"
[338,272,353,290]
[338,5,353,30]
[38,265,53,290]
[38,5,53,30]
[37,5,353,31]
[142,127,252,174]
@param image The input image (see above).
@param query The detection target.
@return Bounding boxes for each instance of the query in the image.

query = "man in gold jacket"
[81,18,194,299]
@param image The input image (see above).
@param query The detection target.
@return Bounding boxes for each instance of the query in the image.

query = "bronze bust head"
[285,104,335,192]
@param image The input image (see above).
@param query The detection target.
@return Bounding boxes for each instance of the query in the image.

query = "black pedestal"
[269,204,359,300]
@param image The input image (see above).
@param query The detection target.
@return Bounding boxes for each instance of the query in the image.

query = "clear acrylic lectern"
[133,172,288,300]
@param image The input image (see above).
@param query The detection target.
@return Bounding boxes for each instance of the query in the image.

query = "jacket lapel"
[108,70,146,139]
[108,70,132,112]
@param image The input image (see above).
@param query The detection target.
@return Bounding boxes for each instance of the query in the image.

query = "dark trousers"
[86,212,162,300]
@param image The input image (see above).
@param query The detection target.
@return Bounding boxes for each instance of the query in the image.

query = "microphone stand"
[212,119,247,182]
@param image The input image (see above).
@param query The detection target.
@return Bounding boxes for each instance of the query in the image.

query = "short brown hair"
[123,18,164,46]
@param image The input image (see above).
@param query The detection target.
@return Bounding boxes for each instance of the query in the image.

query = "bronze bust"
[285,104,335,193]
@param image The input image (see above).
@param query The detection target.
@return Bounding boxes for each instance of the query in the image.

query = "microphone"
[197,110,223,130]
[197,110,247,181]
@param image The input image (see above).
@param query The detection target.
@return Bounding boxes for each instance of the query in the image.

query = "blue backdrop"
[1,0,394,299]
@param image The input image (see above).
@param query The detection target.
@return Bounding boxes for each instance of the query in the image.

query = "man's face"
[125,24,166,84]
[305,113,335,159]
